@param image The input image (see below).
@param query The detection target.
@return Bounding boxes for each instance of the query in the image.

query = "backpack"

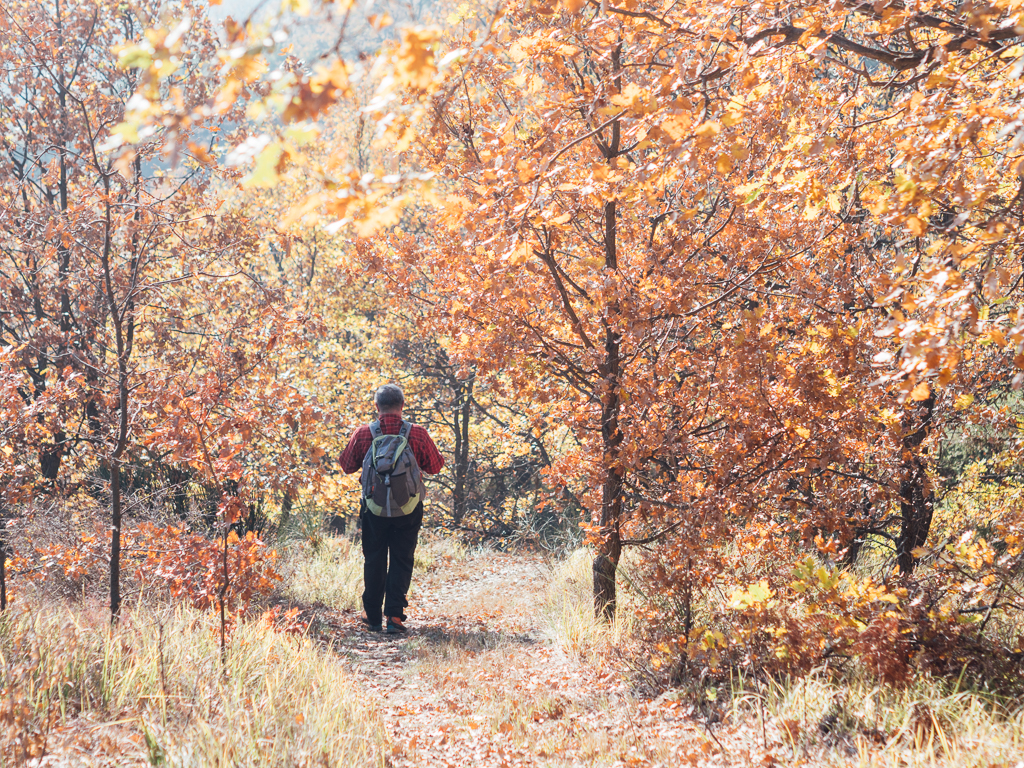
[360,420,427,517]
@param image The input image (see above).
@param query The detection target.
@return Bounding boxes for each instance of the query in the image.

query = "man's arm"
[411,426,445,474]
[338,426,371,474]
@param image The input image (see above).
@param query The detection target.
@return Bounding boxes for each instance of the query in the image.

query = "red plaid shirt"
[338,413,445,475]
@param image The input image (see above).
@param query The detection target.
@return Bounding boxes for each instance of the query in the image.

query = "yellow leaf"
[986,328,1007,346]
[353,199,403,237]
[394,27,438,90]
[795,426,811,439]
[954,393,974,410]
[282,193,325,226]
[283,123,320,146]
[116,44,153,70]
[716,154,733,174]
[660,113,691,141]
[609,83,656,114]
[243,142,286,189]
[694,121,721,139]
[894,171,917,194]
[721,110,743,127]
[906,215,927,236]
[609,84,642,108]
[734,181,761,204]
[910,380,931,401]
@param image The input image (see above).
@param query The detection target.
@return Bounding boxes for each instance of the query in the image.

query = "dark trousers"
[360,501,423,623]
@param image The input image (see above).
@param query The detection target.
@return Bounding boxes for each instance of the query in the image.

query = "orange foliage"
[11,523,280,615]
[13,0,1024,689]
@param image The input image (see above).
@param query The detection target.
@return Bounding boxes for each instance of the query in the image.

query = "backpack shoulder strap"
[398,420,412,438]
[369,420,383,438]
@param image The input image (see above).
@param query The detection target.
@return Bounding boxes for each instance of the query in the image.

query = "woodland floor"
[298,549,836,768]
[19,544,1022,766]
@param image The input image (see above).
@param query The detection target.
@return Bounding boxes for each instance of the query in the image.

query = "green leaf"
[243,142,285,189]
[117,44,153,70]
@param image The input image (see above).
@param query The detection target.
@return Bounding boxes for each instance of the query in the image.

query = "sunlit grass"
[539,548,637,658]
[281,536,364,610]
[717,670,1024,767]
[279,526,468,614]
[0,601,389,766]
[414,529,468,573]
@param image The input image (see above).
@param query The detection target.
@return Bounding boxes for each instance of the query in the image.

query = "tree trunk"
[100,176,132,620]
[280,491,293,528]
[451,374,474,525]
[0,504,7,611]
[39,434,64,482]
[594,196,623,619]
[220,513,229,663]
[593,42,624,618]
[109,455,122,616]
[168,465,189,520]
[108,360,130,618]
[44,0,73,487]
[896,393,935,575]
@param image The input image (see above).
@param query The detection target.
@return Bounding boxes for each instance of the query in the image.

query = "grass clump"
[0,601,389,766]
[414,530,468,573]
[278,527,466,613]
[540,548,636,658]
[281,536,364,610]
[736,673,1024,767]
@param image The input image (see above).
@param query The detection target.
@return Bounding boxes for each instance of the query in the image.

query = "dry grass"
[0,598,388,766]
[413,530,469,573]
[725,672,1024,768]
[0,524,470,766]
[279,527,467,612]
[540,547,638,659]
[281,536,364,610]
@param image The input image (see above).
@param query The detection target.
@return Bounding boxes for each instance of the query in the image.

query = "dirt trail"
[326,550,717,768]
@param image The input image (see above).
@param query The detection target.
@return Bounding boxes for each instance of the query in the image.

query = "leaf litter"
[324,550,787,768]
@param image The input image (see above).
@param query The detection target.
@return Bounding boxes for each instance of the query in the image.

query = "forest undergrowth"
[2,530,1022,767]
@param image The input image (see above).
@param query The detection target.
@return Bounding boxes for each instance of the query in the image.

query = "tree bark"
[594,196,623,619]
[280,491,293,528]
[896,393,935,575]
[593,40,624,619]
[451,374,474,525]
[36,0,73,487]
[100,178,132,620]
[0,502,7,611]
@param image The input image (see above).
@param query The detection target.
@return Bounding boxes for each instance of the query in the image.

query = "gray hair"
[374,383,405,412]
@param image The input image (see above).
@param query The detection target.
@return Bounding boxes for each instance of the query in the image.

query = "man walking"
[338,384,444,634]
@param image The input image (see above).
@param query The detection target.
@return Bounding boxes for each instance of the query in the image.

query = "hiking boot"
[360,612,382,632]
[386,616,408,635]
